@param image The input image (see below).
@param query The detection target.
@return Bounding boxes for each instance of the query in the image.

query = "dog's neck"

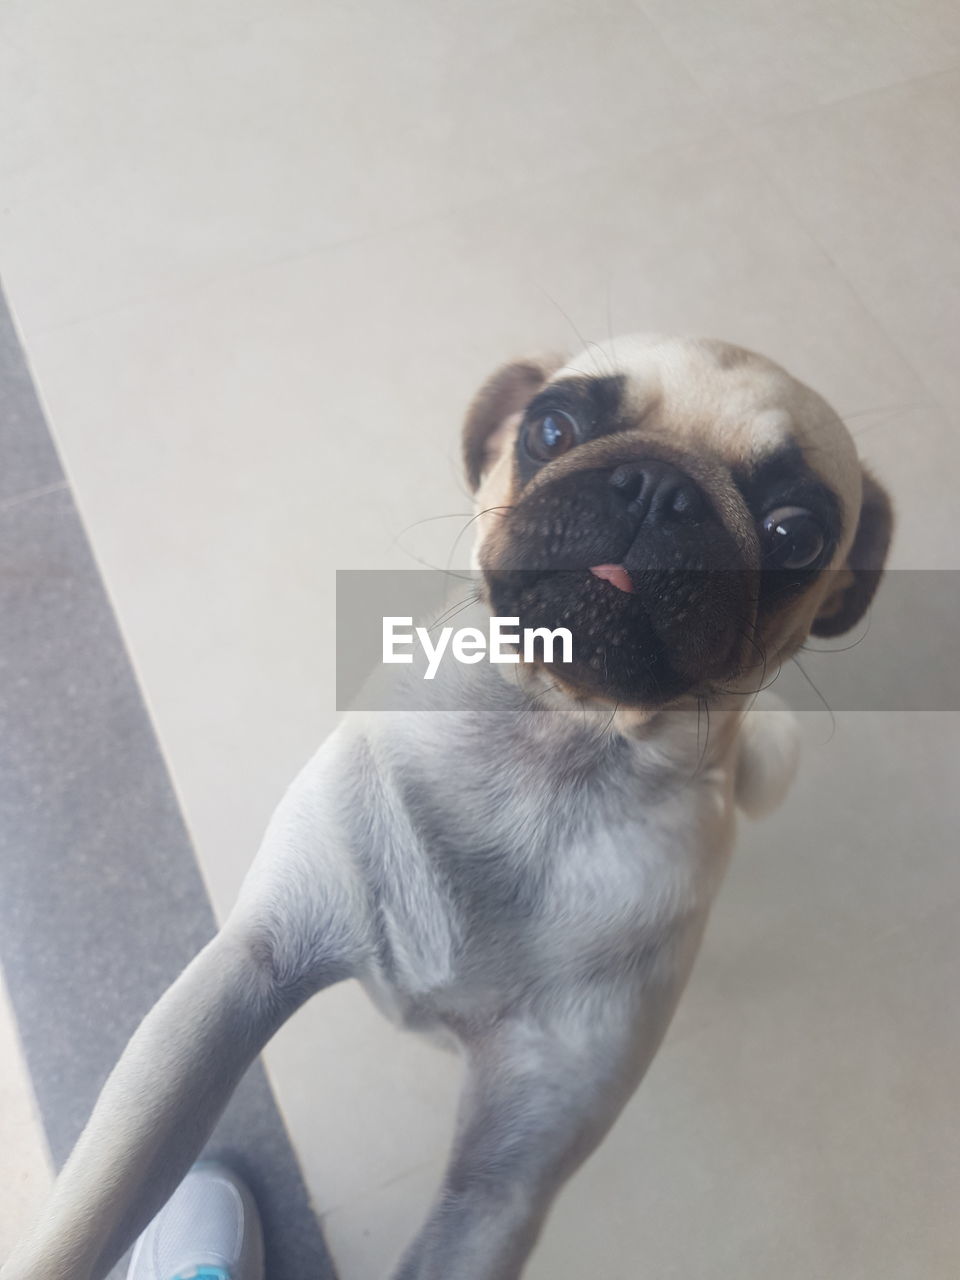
[515,666,746,776]
[380,652,747,789]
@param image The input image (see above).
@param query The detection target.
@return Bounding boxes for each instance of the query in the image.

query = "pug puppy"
[3,335,892,1280]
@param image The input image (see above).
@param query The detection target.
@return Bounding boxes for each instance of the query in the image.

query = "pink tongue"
[589,564,634,594]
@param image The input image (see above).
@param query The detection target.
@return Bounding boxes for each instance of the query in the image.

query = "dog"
[3,335,892,1280]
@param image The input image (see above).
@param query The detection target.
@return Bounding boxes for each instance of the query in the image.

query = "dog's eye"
[761,506,826,569]
[523,411,578,462]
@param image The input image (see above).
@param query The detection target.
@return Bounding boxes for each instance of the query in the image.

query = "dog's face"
[464,335,892,710]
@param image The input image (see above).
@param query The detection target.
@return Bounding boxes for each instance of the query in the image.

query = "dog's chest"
[352,714,735,1031]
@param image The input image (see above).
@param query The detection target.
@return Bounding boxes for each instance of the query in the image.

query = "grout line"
[628,3,960,129]
[738,132,950,409]
[0,478,68,515]
[10,119,732,344]
[318,1156,442,1222]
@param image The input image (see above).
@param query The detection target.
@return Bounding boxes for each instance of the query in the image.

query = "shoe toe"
[127,1162,263,1280]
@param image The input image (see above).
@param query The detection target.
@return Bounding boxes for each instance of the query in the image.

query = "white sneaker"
[126,1162,264,1280]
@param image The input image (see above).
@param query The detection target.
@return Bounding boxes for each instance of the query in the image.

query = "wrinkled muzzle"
[481,461,759,705]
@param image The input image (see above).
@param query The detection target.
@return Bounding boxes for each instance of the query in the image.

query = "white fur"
[735,696,802,819]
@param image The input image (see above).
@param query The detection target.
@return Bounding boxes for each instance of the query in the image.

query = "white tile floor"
[2,2,959,1276]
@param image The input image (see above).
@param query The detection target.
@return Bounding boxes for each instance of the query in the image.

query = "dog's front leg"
[390,984,682,1280]
[1,921,310,1280]
[3,748,370,1280]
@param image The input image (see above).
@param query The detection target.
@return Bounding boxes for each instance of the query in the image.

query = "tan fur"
[468,334,889,719]
[557,335,863,544]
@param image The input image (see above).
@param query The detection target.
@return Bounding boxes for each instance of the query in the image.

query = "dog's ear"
[462,356,564,491]
[812,467,894,637]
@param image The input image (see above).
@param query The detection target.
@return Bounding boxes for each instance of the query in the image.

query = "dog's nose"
[608,460,704,523]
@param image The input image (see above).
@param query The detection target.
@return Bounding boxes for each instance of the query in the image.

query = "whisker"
[531,287,613,378]
[584,340,616,379]
[526,678,565,710]
[394,511,473,539]
[397,548,476,580]
[425,590,482,636]
[392,511,480,580]
[711,636,783,701]
[791,655,837,740]
[446,505,513,574]
[604,276,616,357]
[842,402,926,440]
[596,698,620,739]
[801,614,873,654]
[683,695,712,788]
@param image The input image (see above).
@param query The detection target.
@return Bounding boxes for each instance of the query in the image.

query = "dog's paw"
[734,695,801,819]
